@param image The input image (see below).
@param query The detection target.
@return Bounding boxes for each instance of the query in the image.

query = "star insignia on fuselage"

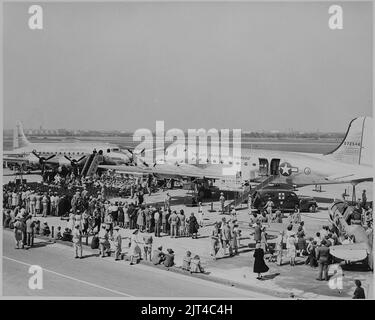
[279,162,298,177]
[279,162,292,176]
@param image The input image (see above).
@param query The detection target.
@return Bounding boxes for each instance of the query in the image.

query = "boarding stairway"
[80,153,104,177]
[223,175,276,212]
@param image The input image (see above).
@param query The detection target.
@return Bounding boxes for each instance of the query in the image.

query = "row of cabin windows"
[191,158,257,166]
[39,148,119,156]
[40,151,86,156]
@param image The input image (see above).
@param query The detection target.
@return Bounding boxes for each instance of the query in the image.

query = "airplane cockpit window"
[112,148,119,152]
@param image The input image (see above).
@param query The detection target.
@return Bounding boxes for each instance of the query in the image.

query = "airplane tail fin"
[326,116,373,166]
[13,120,30,149]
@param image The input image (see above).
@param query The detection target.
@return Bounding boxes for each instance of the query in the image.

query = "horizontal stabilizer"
[329,243,368,262]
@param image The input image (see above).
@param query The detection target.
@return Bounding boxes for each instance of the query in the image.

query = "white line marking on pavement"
[3,256,135,297]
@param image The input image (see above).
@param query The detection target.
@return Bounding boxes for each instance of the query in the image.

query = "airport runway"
[2,230,273,298]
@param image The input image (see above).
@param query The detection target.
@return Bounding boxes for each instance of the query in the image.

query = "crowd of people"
[2,175,207,272]
[3,174,371,298]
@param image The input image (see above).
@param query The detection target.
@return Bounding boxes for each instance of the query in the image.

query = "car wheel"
[309,204,317,213]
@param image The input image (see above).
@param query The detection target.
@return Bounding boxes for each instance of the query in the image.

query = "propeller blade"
[77,156,86,162]
[46,154,56,161]
[32,151,41,159]
[64,155,72,161]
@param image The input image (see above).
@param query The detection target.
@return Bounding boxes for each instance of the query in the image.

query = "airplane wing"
[98,163,224,180]
[3,156,30,164]
[329,242,368,262]
[325,172,373,184]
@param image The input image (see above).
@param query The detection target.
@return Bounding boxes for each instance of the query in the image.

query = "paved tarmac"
[2,230,274,298]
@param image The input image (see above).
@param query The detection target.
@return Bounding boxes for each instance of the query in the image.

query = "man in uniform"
[316,240,330,281]
[98,224,110,257]
[143,234,153,261]
[362,190,367,208]
[221,220,233,256]
[164,193,171,211]
[25,215,35,247]
[351,202,363,225]
[211,222,220,260]
[168,210,179,238]
[113,226,122,261]
[161,209,168,235]
[29,191,36,216]
[229,220,239,255]
[264,197,274,216]
[154,209,161,237]
[219,192,225,214]
[72,224,83,259]
[178,209,186,237]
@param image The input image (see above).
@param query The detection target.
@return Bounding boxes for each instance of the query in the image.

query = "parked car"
[252,189,318,213]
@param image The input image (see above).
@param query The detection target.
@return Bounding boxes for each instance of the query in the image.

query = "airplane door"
[258,158,269,176]
[270,159,280,176]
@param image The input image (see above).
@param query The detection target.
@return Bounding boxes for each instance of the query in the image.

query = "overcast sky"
[3,2,373,132]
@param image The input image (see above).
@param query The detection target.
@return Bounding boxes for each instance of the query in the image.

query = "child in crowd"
[182,251,192,271]
[190,255,205,273]
[55,226,62,240]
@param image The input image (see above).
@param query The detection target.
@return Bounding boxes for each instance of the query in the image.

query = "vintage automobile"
[252,189,318,212]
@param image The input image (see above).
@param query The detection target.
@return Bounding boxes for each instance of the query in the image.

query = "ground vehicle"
[252,189,318,212]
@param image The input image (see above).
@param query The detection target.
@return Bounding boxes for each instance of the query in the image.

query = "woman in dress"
[67,209,75,231]
[253,241,269,279]
[129,229,143,265]
[276,231,284,266]
[188,213,199,239]
[286,234,297,266]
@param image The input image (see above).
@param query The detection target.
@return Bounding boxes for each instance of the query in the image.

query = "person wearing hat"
[211,223,220,259]
[72,224,83,259]
[14,216,25,249]
[219,192,225,214]
[221,219,233,256]
[264,197,274,216]
[163,248,175,267]
[152,246,165,265]
[113,226,122,261]
[98,224,110,257]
